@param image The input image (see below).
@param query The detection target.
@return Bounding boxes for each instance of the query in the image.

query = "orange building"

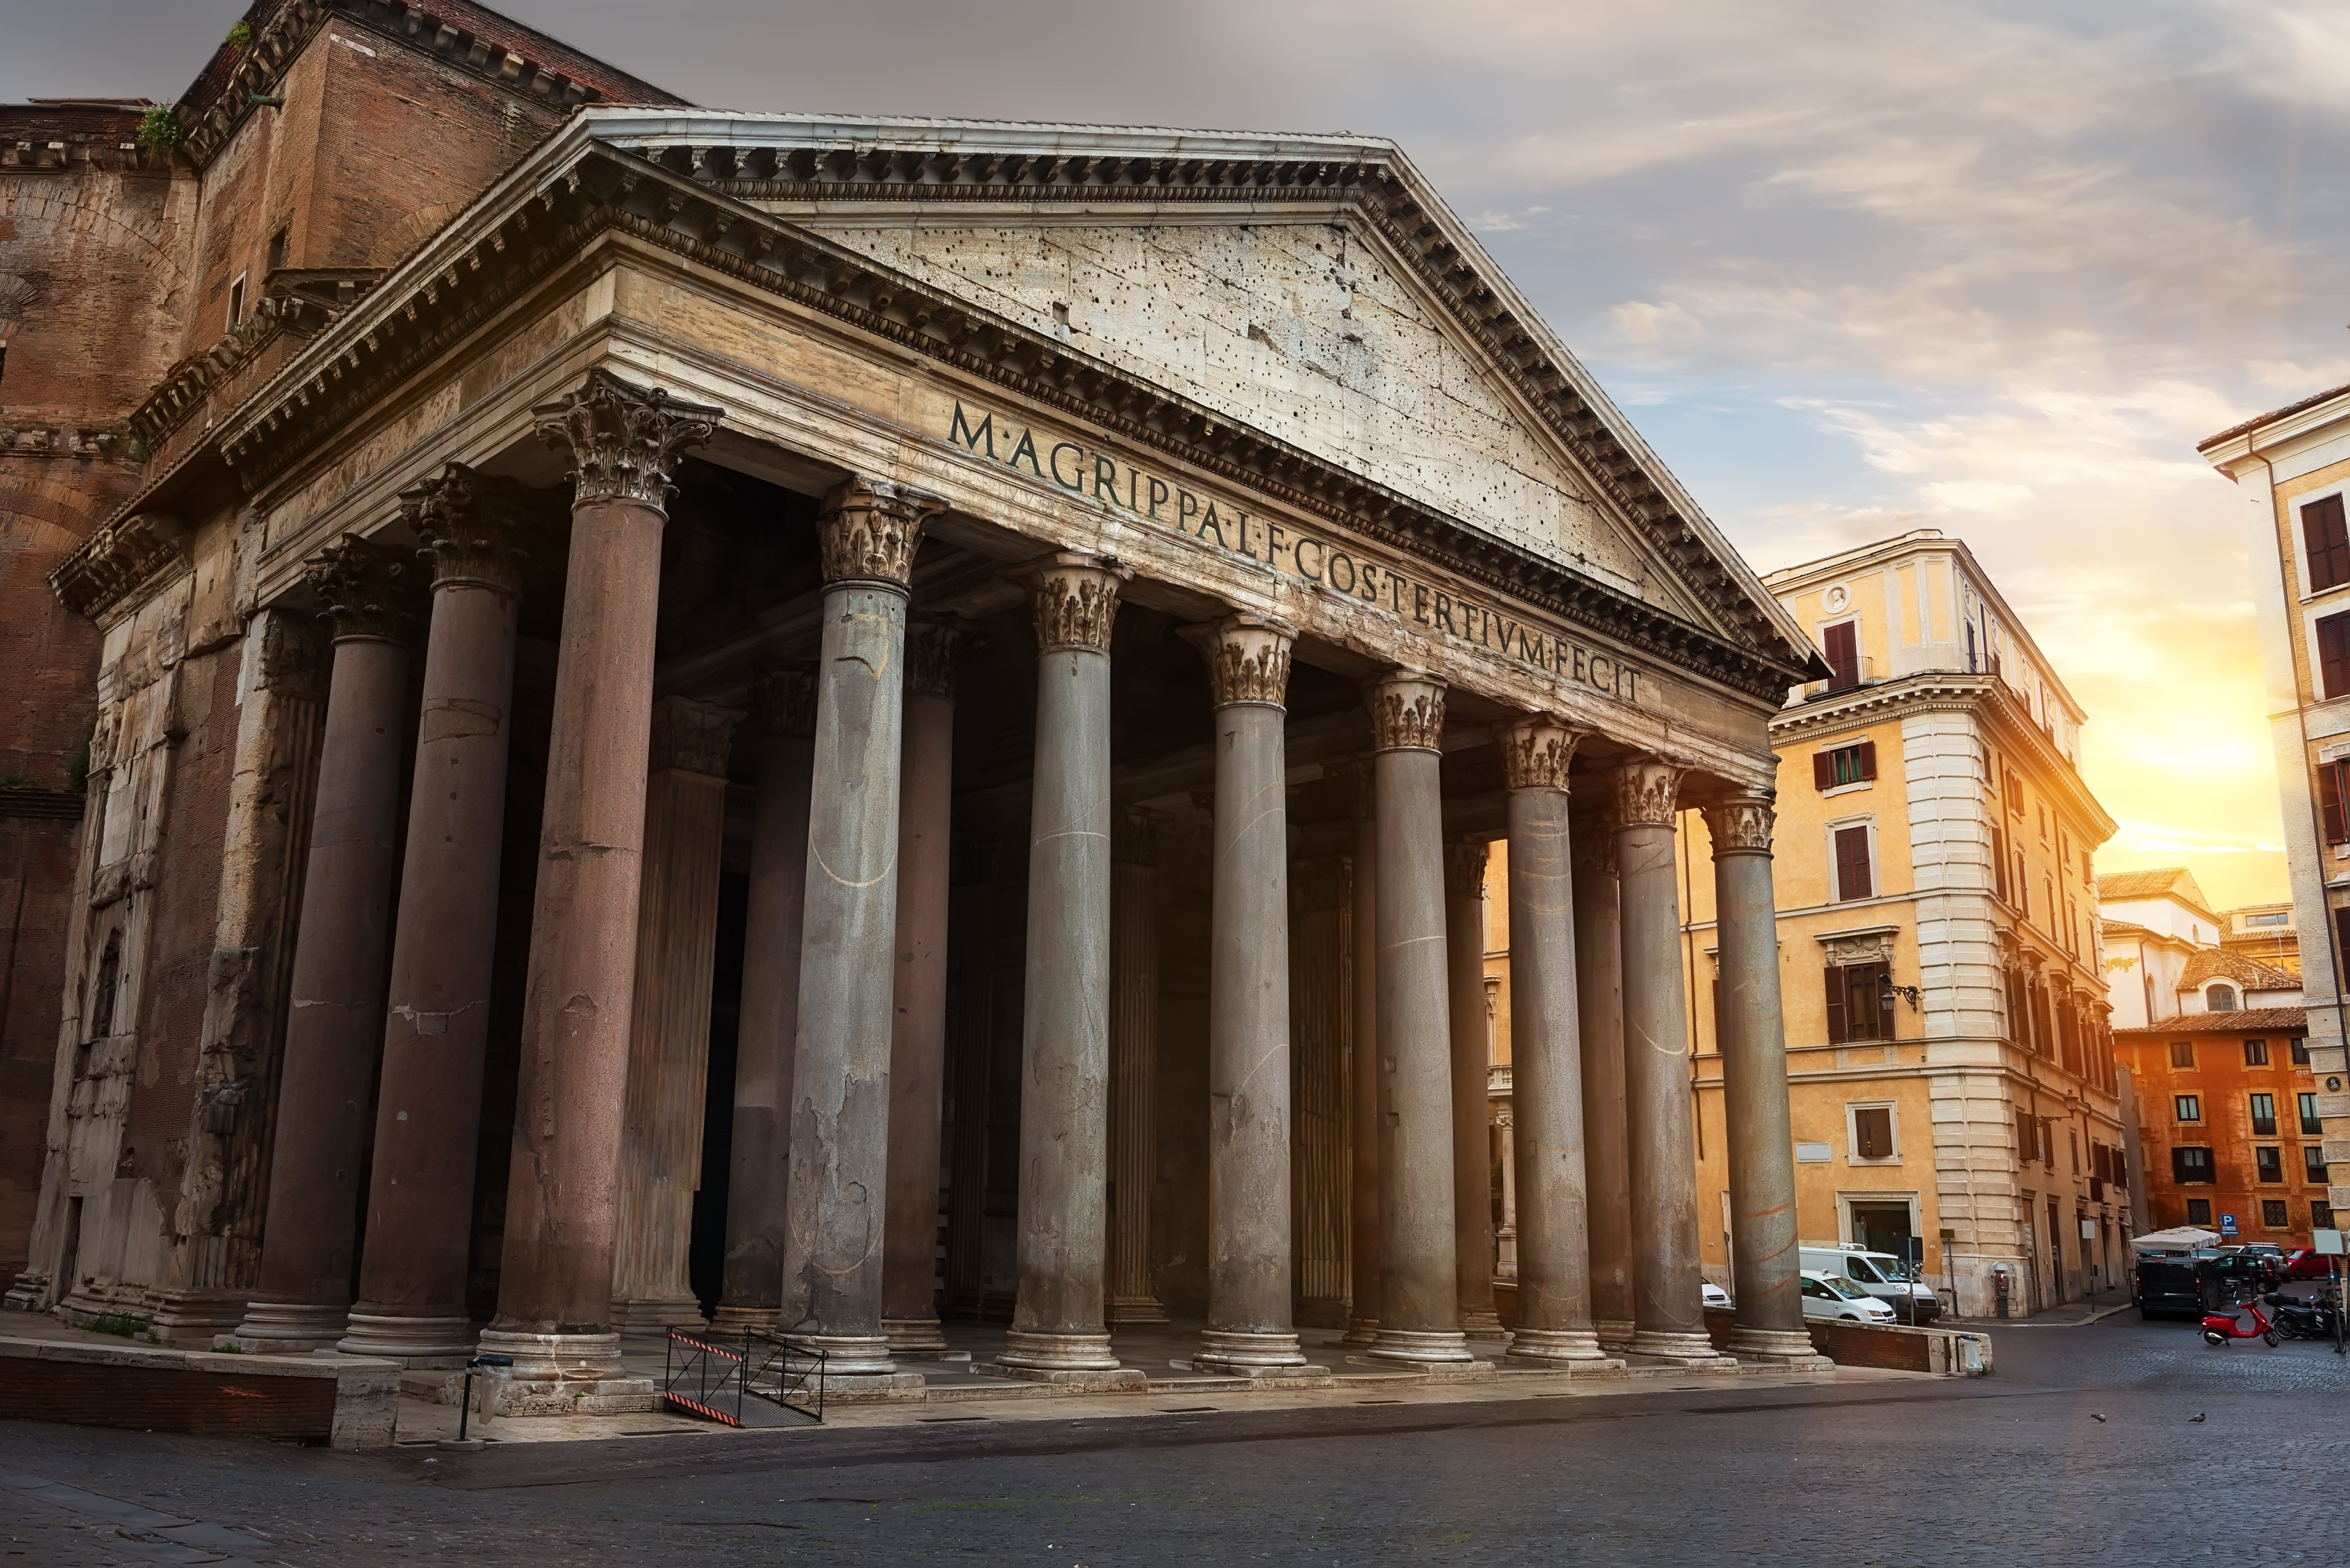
[2113,1008,2333,1244]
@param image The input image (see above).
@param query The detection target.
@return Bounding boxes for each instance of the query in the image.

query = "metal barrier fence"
[662,1330,828,1426]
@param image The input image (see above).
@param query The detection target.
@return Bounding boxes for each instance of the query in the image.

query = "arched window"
[2205,983,2238,1013]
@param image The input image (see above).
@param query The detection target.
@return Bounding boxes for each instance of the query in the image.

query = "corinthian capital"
[907,617,970,700]
[1570,812,1617,881]
[1364,669,1447,753]
[1703,789,1776,858]
[304,533,422,646]
[648,695,745,779]
[400,462,542,598]
[1494,716,1580,793]
[1444,837,1491,900]
[1030,552,1132,653]
[531,368,720,512]
[819,477,944,589]
[1112,801,1164,868]
[1184,613,1296,708]
[1611,757,1685,828]
[751,666,818,740]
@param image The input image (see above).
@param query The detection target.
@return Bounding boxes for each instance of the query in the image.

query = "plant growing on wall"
[135,105,184,149]
[226,19,253,47]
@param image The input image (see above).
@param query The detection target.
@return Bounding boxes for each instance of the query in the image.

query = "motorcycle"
[2202,1294,2279,1346]
[2265,1290,2341,1341]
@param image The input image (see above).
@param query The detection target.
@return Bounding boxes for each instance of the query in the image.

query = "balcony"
[1800,655,1883,701]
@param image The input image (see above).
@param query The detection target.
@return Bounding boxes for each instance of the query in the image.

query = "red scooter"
[2202,1295,2279,1346]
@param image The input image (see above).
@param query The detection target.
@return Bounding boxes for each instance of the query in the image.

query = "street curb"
[1942,1301,2136,1330]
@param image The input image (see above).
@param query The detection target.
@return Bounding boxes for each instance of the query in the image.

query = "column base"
[338,1310,479,1369]
[883,1316,950,1357]
[709,1305,780,1335]
[1193,1328,1308,1374]
[1340,1316,1380,1346]
[780,1332,896,1377]
[1727,1325,1834,1367]
[1592,1318,1635,1351]
[1504,1327,1616,1367]
[611,1293,709,1337]
[1459,1308,1507,1339]
[996,1327,1126,1379]
[226,1299,352,1353]
[1624,1327,1741,1370]
[4,1270,51,1313]
[1105,1296,1170,1326]
[474,1327,626,1382]
[1365,1327,1477,1367]
[146,1289,250,1346]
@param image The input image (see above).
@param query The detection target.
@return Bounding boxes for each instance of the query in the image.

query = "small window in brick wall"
[1815,742,1877,790]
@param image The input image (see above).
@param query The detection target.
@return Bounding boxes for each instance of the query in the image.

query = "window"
[2175,1094,2201,1123]
[2068,1128,2080,1174]
[2257,1147,2283,1184]
[2316,1202,2337,1229]
[2016,853,2029,917]
[2080,851,2093,882]
[2307,1146,2330,1184]
[2173,1146,2215,1184]
[2169,1040,2195,1069]
[267,225,288,274]
[2319,609,2350,700]
[2307,493,2350,593]
[2303,1092,2324,1136]
[2325,763,2350,845]
[1814,741,1877,789]
[2245,1038,2270,1066]
[1833,825,1873,901]
[1851,1105,1895,1161]
[1990,827,2010,902]
[1966,620,1978,671]
[2004,769,2023,816]
[1823,621,1859,691]
[227,272,246,329]
[2015,1108,2035,1166]
[2206,984,2239,1012]
[2187,1198,2213,1225]
[2251,1093,2278,1136]
[2263,1199,2291,1228]
[1825,962,1894,1043]
[2249,910,2291,927]
[2293,1039,2312,1065]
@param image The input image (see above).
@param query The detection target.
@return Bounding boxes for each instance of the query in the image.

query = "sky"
[11,0,2343,910]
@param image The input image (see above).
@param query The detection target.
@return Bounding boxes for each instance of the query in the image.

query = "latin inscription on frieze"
[948,404,1643,705]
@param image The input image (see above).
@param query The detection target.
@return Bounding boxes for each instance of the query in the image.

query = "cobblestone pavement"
[3,1313,2345,1567]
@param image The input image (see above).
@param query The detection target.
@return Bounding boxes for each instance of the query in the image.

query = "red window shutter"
[1824,622,1859,690]
[2325,763,2347,845]
[2321,612,2350,700]
[2307,494,2350,593]
[1857,739,1877,780]
[1990,828,2009,901]
[1871,961,1896,1039]
[1814,752,1835,791]
[1835,826,1873,900]
[1825,966,1849,1044]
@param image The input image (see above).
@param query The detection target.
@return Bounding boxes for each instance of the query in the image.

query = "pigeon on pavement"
[2189,1414,2207,1423]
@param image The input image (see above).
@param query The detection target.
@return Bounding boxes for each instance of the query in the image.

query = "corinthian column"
[340,465,537,1365]
[1340,761,1381,1346]
[713,669,816,1333]
[1445,837,1503,1338]
[1571,810,1634,1350]
[609,697,743,1334]
[1364,670,1472,1367]
[482,371,718,1383]
[1706,788,1827,1366]
[1613,759,1730,1366]
[779,479,941,1388]
[1493,719,1612,1368]
[882,619,965,1357]
[1107,803,1168,1325]
[234,537,420,1350]
[1188,614,1310,1375]
[998,553,1141,1386]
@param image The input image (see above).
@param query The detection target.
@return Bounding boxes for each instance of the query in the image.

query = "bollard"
[437,1353,515,1451]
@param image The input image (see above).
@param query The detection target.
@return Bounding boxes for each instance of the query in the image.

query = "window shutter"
[2325,763,2347,845]
[1872,961,1896,1039]
[2320,611,2350,700]
[1857,739,1877,780]
[1824,622,1859,690]
[1825,966,1849,1044]
[1835,826,1873,901]
[2307,494,2350,592]
[1990,828,2008,901]
[1813,751,1834,791]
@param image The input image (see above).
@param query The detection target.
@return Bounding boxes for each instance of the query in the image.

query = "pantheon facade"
[11,88,1833,1392]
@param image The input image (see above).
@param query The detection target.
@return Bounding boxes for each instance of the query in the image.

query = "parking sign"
[2221,1213,2238,1235]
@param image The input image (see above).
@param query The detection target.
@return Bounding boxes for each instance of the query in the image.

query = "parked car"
[2283,1248,2337,1281]
[1798,1245,1941,1322]
[2201,1250,2280,1296]
[1701,1281,1731,1309]
[2134,1255,2204,1319]
[2235,1242,2287,1268]
[1798,1270,1897,1323]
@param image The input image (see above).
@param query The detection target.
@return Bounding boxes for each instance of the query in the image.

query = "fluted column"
[713,669,816,1332]
[482,371,718,1382]
[233,538,421,1350]
[882,620,964,1357]
[1341,762,1381,1345]
[1571,811,1634,1350]
[1707,788,1823,1365]
[1614,759,1725,1365]
[778,478,941,1386]
[1494,718,1611,1367]
[1188,614,1308,1374]
[339,466,537,1365]
[609,698,743,1333]
[998,553,1140,1385]
[1107,804,1168,1325]
[1445,837,1502,1338]
[1364,670,1471,1366]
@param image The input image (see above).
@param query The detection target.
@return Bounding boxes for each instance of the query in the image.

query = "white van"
[1798,1269,1896,1323]
[1799,1245,1940,1323]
